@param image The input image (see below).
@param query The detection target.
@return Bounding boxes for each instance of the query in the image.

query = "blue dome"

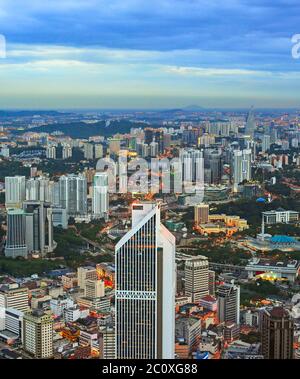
[256,197,266,203]
[271,235,296,244]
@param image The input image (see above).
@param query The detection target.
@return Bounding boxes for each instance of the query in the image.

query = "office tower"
[5,176,26,208]
[262,135,271,153]
[0,285,29,312]
[217,281,240,324]
[46,145,56,159]
[4,208,27,258]
[23,201,54,257]
[58,174,87,216]
[92,172,109,220]
[245,106,256,138]
[99,326,115,359]
[108,138,121,155]
[194,203,209,225]
[62,145,72,159]
[84,279,105,299]
[95,144,103,159]
[208,270,216,296]
[185,256,209,303]
[232,149,252,191]
[261,307,294,359]
[84,142,94,160]
[77,266,98,290]
[23,310,53,359]
[115,202,176,359]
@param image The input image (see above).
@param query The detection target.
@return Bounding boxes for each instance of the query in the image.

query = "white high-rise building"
[92,172,109,220]
[46,145,56,159]
[262,135,271,153]
[232,149,252,191]
[5,176,26,208]
[58,174,87,216]
[62,145,72,159]
[115,202,176,359]
[185,256,209,302]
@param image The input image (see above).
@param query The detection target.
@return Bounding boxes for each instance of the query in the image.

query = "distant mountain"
[183,105,205,111]
[13,119,150,139]
[0,110,70,117]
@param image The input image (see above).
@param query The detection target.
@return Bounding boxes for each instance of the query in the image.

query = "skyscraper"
[92,172,109,220]
[232,149,252,191]
[115,202,175,359]
[245,106,256,138]
[261,307,294,359]
[5,176,26,208]
[23,201,54,257]
[185,256,209,302]
[217,281,240,324]
[262,135,271,153]
[4,208,27,258]
[58,174,87,216]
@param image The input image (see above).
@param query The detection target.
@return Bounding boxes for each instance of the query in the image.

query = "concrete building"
[217,282,240,324]
[84,279,105,300]
[261,307,294,359]
[23,310,53,359]
[185,256,209,303]
[194,203,209,225]
[0,285,29,312]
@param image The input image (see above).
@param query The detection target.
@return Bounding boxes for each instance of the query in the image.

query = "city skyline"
[0,1,299,108]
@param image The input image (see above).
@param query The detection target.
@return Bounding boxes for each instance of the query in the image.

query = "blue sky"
[0,0,299,108]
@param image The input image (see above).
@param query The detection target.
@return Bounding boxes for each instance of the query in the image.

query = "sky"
[0,0,299,109]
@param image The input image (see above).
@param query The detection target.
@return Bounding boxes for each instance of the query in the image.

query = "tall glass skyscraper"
[115,202,175,359]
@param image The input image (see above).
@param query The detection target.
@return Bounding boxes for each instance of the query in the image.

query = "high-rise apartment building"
[115,202,175,359]
[261,307,294,359]
[5,176,26,208]
[232,149,252,191]
[185,256,209,303]
[23,310,53,359]
[58,174,87,216]
[92,172,109,220]
[217,281,240,324]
